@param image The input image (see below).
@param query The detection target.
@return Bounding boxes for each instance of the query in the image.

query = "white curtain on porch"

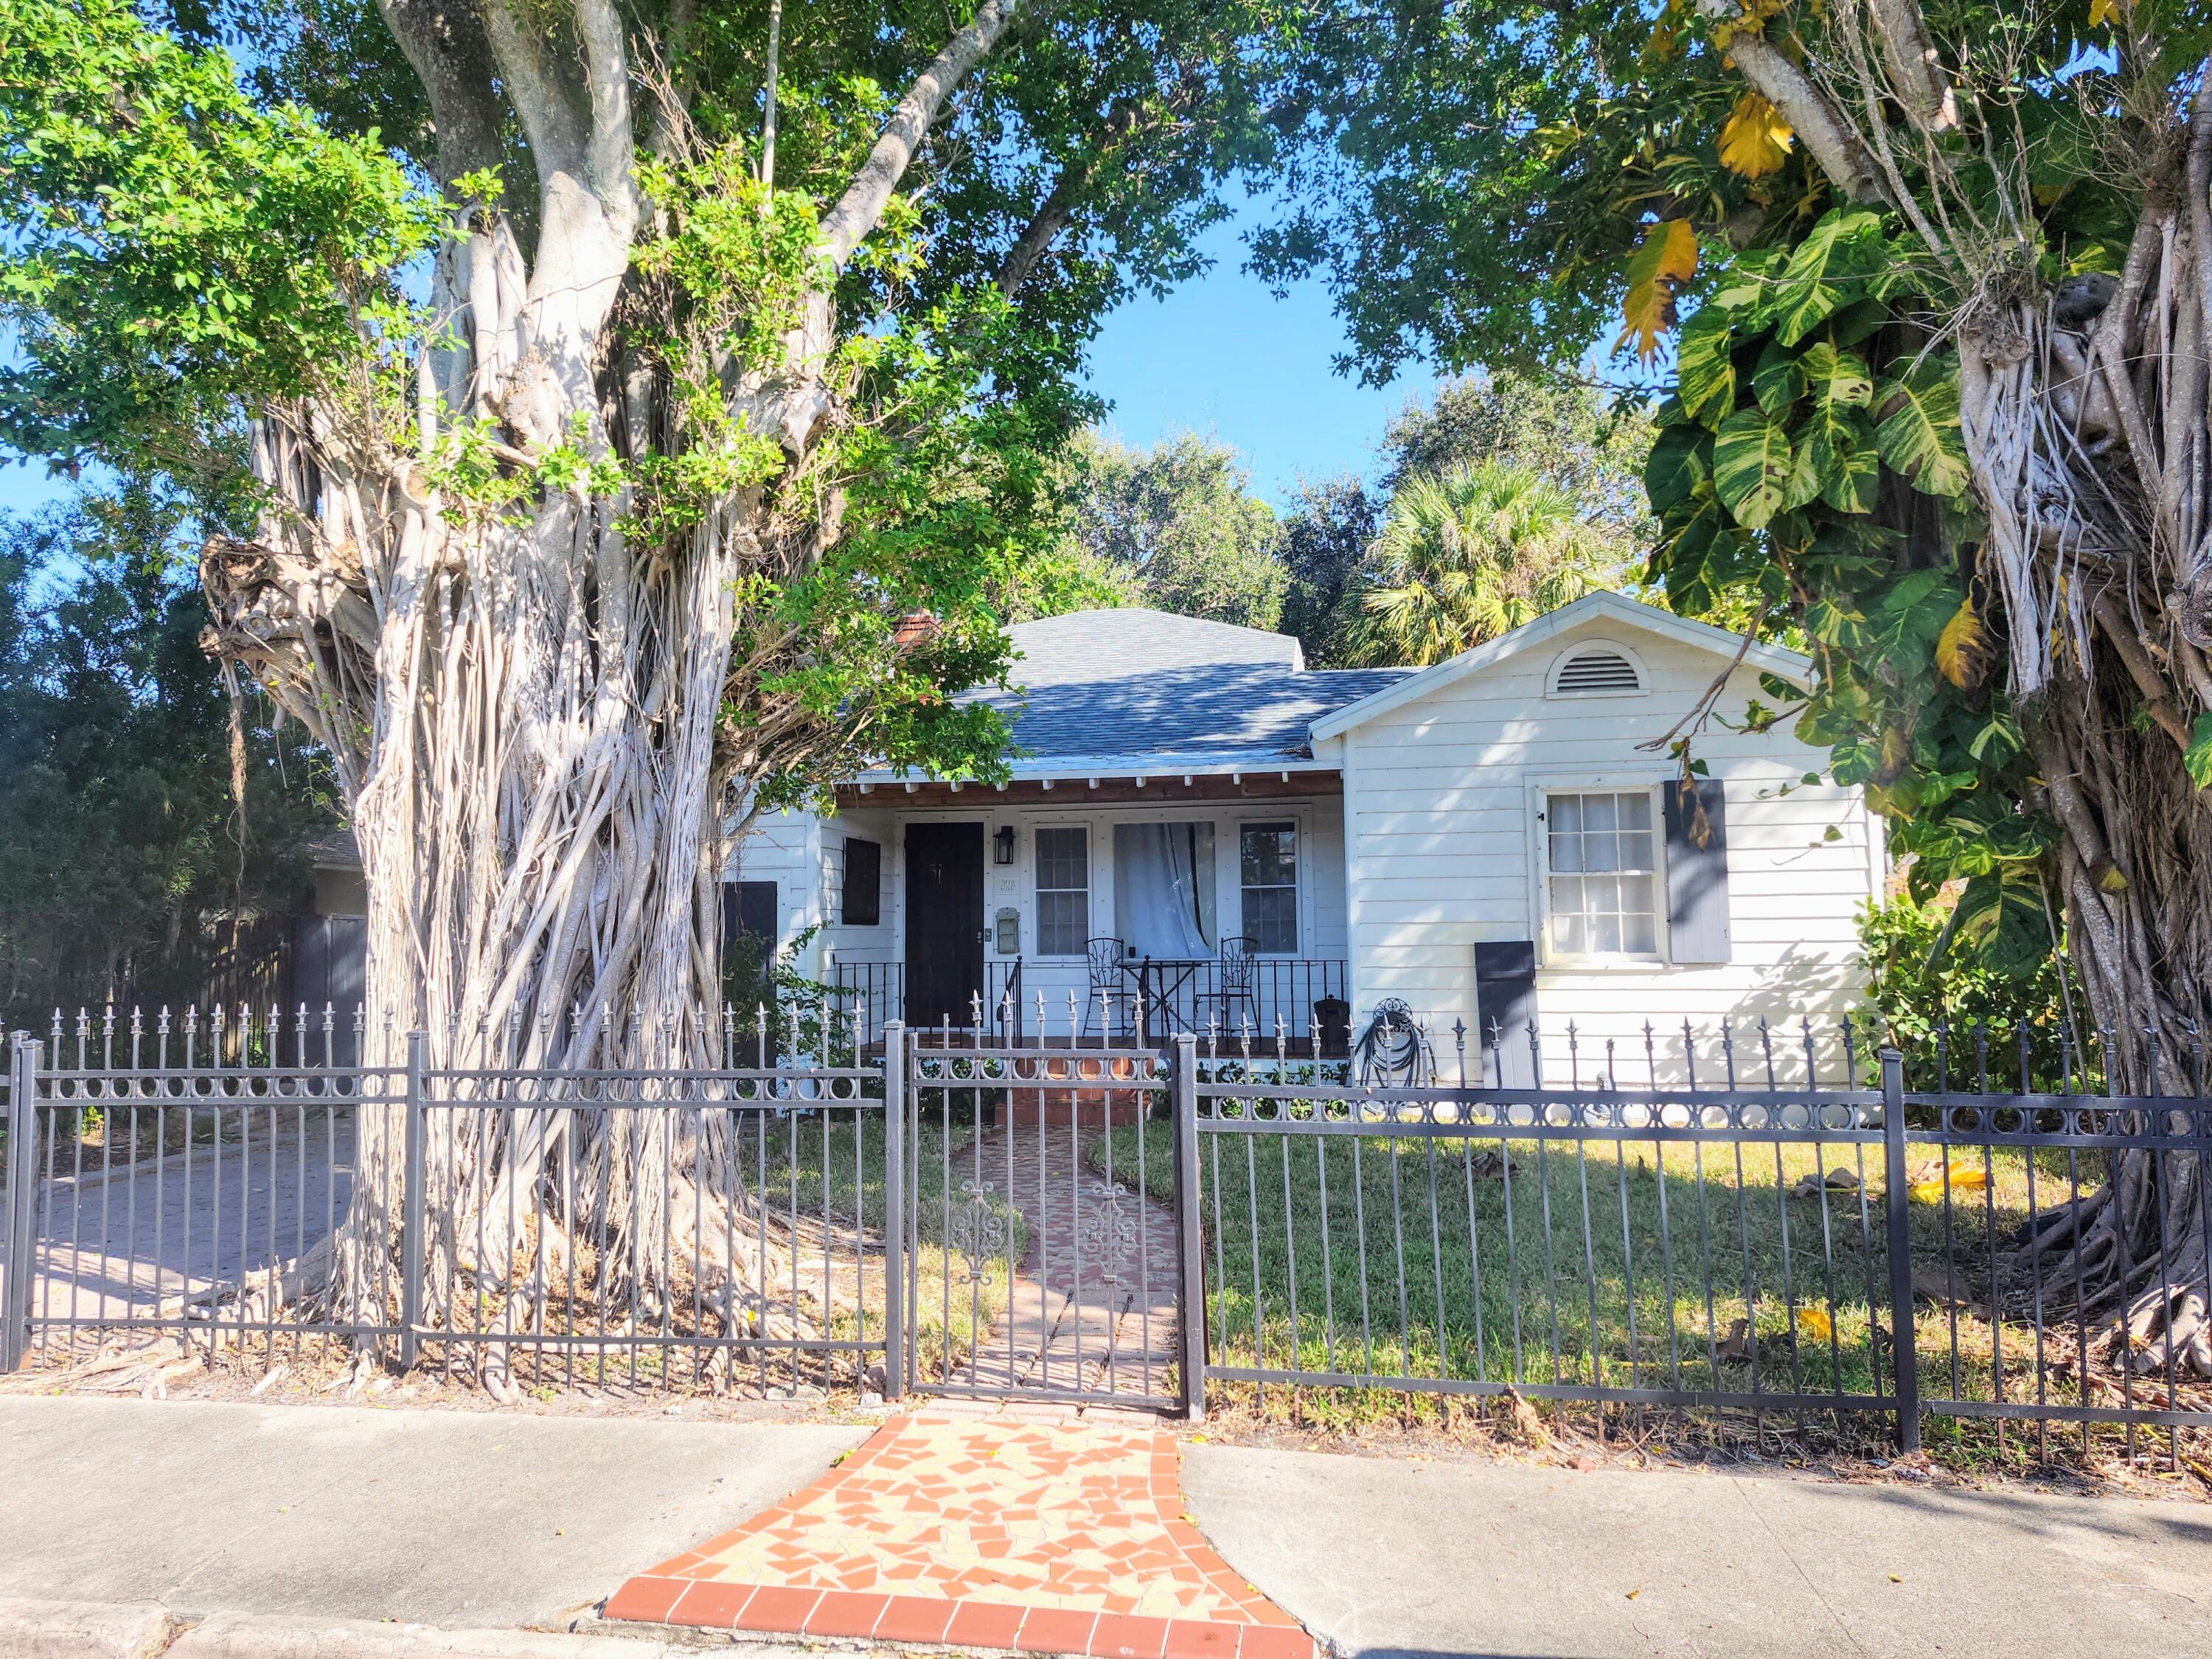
[1113,822,1216,958]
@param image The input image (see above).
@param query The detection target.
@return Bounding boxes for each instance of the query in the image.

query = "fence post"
[399,1030,428,1372]
[1880,1047,1920,1454]
[1171,1032,1206,1422]
[881,1021,907,1402]
[3,1035,39,1373]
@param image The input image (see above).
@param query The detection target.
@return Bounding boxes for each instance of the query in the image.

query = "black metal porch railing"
[827,960,903,1048]
[827,957,1347,1051]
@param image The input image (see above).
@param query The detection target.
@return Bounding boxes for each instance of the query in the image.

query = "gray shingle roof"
[966,608,1413,772]
[1002,608,1306,679]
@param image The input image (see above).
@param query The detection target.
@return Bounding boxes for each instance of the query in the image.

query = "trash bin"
[1314,996,1351,1060]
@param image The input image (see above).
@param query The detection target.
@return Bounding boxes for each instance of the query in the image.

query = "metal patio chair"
[1194,935,1259,1040]
[1084,936,1137,1040]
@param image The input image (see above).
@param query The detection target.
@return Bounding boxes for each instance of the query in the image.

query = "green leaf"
[1651,486,1739,613]
[1645,425,1711,512]
[1950,875,2057,979]
[1676,306,1739,428]
[1969,711,2025,763]
[1712,406,1795,529]
[1799,341,1873,408]
[1823,297,1889,348]
[2186,712,2212,788]
[1751,338,1806,414]
[1804,403,1881,514]
[1769,208,1884,346]
[1868,570,1962,669]
[1781,423,1826,512]
[1820,442,1882,513]
[1874,358,1972,498]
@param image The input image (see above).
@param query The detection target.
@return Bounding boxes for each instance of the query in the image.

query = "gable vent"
[1553,649,1643,696]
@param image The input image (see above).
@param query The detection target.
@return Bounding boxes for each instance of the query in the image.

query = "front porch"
[824,953,1350,1052]
[807,768,1352,1054]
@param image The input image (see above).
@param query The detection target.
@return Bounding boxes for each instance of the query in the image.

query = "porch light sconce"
[993,824,1017,866]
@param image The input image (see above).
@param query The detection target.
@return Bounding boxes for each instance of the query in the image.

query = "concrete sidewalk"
[0,1396,864,1631]
[1,1396,2208,1656]
[1182,1442,2212,1658]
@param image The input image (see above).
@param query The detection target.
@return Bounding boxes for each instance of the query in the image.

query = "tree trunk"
[1955,321,2212,1377]
[194,1,1031,1383]
[211,400,767,1377]
[1721,12,2212,1378]
[2003,672,2212,1377]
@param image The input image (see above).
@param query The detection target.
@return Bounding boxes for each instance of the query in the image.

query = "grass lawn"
[743,1107,1027,1387]
[1096,1116,2165,1471]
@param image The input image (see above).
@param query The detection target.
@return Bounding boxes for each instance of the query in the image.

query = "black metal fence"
[6,1009,2208,1466]
[0,1025,901,1394]
[1178,1037,2212,1464]
[901,1034,1183,1410]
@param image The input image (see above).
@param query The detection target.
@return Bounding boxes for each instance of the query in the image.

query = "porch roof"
[855,608,1414,785]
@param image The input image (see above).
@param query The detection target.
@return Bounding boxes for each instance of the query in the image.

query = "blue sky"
[1081,204,1434,507]
[0,454,69,521]
[0,201,1424,521]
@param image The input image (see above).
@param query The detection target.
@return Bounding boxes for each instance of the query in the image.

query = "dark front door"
[905,823,985,1027]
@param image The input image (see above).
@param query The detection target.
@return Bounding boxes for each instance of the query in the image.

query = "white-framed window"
[1540,788,1663,960]
[1238,821,1299,954]
[1546,640,1647,698]
[1034,826,1090,956]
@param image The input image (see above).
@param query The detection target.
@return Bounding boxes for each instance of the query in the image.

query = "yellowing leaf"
[2089,0,2123,26]
[1908,1166,1992,1202]
[1935,597,1986,689]
[1877,722,1912,781]
[1795,1307,1835,1342]
[1719,92,1795,179]
[1618,219,1700,361]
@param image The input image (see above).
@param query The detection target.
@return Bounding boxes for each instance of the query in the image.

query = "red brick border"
[604,1416,1316,1659]
[604,1576,1315,1658]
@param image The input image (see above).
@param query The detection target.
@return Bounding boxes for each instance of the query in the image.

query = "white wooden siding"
[1340,616,1875,1081]
[723,809,822,966]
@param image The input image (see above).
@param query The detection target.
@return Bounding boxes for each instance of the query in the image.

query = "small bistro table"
[1118,956,1208,1034]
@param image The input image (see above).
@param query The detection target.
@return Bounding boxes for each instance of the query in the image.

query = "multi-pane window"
[1544,790,1660,957]
[1239,822,1298,953]
[1034,827,1090,956]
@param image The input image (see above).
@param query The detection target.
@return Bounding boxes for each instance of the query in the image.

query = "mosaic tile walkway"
[605,1415,1314,1658]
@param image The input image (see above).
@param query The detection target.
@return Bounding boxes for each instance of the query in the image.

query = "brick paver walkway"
[605,1415,1315,1658]
[937,1126,1180,1400]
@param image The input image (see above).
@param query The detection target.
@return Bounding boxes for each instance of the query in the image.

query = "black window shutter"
[1662,779,1731,964]
[723,880,778,945]
[1474,941,1539,1087]
[841,838,882,926]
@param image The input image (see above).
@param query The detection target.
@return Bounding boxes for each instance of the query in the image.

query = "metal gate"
[891,1025,1200,1411]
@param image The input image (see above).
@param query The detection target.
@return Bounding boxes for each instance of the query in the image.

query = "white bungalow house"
[731,592,1883,1082]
